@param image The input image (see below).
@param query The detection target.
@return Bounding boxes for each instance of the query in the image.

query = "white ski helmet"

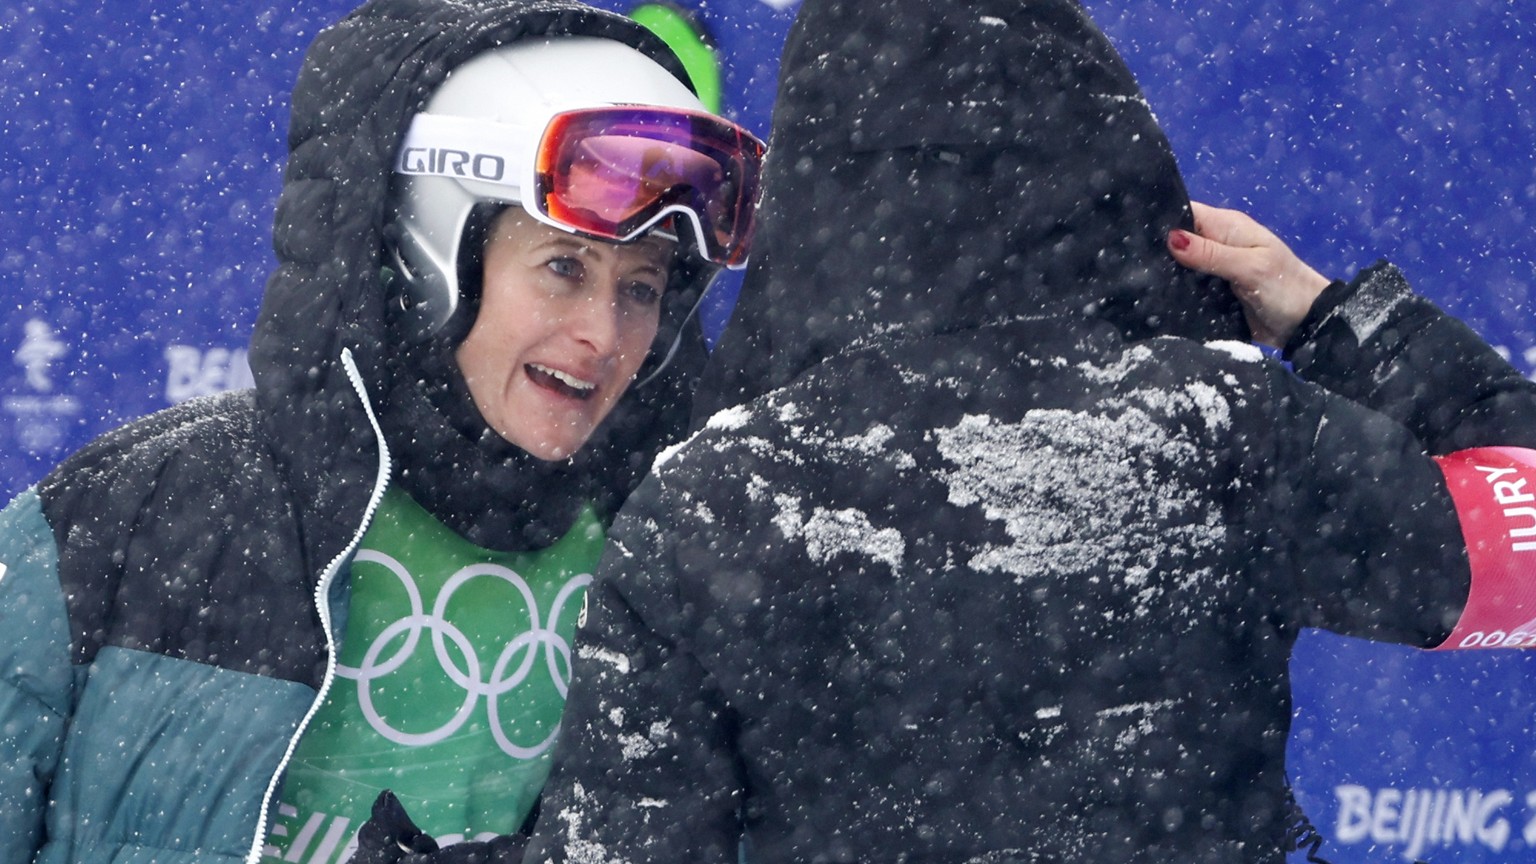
[387,36,760,338]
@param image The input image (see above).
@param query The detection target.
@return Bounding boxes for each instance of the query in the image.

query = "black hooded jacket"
[523,1,1536,862]
[0,1,707,860]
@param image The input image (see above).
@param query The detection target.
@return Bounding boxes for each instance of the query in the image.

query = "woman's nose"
[567,286,623,356]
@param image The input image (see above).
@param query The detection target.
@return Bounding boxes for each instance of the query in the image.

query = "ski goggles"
[396,105,766,268]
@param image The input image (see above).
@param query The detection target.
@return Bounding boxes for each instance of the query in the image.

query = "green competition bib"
[262,487,604,864]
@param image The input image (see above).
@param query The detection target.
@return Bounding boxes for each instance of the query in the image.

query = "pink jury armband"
[1432,447,1536,650]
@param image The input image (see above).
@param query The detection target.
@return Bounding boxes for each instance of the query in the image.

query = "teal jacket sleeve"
[0,488,77,859]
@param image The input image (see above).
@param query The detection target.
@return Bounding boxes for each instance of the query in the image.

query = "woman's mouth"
[527,363,597,400]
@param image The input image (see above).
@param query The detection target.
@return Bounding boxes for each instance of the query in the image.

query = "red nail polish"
[1169,230,1191,251]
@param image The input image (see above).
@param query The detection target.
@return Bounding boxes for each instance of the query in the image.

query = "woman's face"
[456,207,674,461]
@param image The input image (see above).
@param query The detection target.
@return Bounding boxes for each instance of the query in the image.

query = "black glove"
[350,791,440,864]
[349,790,530,864]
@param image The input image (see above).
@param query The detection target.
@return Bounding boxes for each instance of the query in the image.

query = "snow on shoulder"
[705,403,754,431]
[652,403,757,471]
[772,493,906,574]
[1203,340,1267,364]
[933,406,1226,612]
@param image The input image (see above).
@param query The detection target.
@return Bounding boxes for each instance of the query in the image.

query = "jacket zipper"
[245,348,394,864]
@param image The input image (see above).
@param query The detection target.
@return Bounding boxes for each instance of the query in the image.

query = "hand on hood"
[1168,202,1332,348]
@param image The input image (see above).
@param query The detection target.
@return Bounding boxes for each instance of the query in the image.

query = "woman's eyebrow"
[530,234,594,256]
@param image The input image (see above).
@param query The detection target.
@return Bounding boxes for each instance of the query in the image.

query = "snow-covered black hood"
[696,0,1245,417]
[248,0,708,551]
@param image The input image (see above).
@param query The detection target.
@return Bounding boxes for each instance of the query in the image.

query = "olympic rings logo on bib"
[336,549,592,758]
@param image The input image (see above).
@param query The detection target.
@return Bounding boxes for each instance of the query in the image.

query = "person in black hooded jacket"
[520,0,1536,862]
[0,0,765,862]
